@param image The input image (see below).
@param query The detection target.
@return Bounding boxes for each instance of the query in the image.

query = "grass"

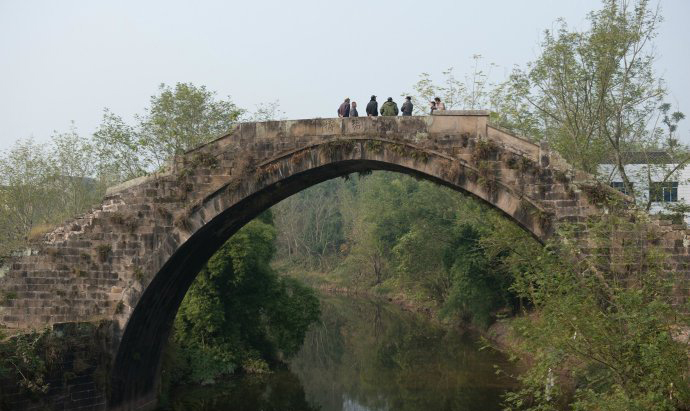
[28,224,54,241]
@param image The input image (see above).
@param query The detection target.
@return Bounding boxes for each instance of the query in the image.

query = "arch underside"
[110,146,548,409]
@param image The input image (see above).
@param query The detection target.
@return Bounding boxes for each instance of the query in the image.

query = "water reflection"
[343,396,381,411]
[169,295,513,411]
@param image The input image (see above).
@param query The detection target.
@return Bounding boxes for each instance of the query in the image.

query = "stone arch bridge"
[0,111,688,410]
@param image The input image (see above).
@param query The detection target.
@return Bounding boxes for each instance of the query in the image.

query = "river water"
[169,295,514,411]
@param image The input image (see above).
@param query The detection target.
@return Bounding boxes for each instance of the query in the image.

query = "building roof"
[602,151,681,165]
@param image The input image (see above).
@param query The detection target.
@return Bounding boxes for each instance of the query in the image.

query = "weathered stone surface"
[0,112,687,410]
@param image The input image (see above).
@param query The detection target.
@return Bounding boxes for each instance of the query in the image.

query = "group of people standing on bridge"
[337,95,446,118]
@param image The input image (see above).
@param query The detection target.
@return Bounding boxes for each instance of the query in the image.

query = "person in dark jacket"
[401,96,413,116]
[338,98,351,117]
[351,101,359,117]
[380,97,399,116]
[365,95,378,117]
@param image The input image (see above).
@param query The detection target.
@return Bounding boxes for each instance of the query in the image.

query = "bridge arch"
[110,135,553,408]
[2,112,686,411]
[108,115,565,409]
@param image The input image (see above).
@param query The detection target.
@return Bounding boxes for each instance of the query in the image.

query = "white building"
[599,151,690,222]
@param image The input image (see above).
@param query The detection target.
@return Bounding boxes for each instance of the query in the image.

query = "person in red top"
[338,98,351,117]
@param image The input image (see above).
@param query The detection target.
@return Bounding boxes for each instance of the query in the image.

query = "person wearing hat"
[380,97,399,116]
[338,98,351,118]
[401,96,413,116]
[366,95,378,117]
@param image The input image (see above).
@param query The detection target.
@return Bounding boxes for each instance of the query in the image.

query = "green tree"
[140,83,244,167]
[504,215,690,411]
[339,189,389,287]
[441,223,515,327]
[94,82,245,176]
[0,139,59,254]
[0,130,107,255]
[93,109,146,184]
[403,55,497,115]
[274,179,346,269]
[248,100,286,122]
[498,0,669,183]
[51,125,104,219]
[169,213,320,385]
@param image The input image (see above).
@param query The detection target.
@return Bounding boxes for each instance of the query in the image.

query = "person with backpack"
[401,96,413,116]
[380,97,399,116]
[338,98,351,117]
[366,95,378,117]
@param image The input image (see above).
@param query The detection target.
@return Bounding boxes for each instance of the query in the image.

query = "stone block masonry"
[0,111,687,410]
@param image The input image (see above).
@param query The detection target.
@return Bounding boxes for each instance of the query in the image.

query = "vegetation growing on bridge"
[0,322,112,410]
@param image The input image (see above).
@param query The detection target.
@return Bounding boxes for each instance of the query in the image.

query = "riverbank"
[275,261,442,319]
[275,262,520,352]
[311,282,527,368]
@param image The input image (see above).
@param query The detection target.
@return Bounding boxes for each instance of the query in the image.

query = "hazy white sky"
[1,0,688,150]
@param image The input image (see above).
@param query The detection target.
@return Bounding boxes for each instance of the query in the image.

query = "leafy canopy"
[167,213,320,386]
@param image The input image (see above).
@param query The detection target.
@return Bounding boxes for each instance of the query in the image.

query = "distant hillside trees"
[273,171,533,327]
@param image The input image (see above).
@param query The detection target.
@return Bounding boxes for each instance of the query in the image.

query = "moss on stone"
[321,140,356,160]
[133,267,144,283]
[364,140,384,153]
[472,138,499,163]
[96,245,112,263]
